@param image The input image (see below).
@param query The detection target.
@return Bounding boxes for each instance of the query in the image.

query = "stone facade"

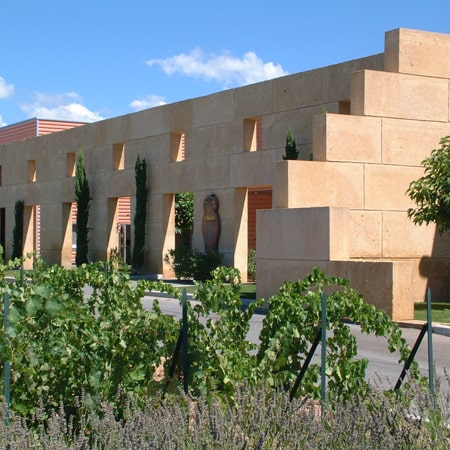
[0,28,449,320]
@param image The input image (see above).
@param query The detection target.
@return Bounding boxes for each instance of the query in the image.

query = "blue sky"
[1,0,449,127]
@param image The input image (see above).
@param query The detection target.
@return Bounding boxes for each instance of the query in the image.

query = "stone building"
[0,28,449,320]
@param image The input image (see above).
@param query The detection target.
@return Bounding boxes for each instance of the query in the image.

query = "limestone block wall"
[384,28,450,78]
[0,27,448,321]
[0,43,379,279]
[258,28,450,320]
[256,203,444,320]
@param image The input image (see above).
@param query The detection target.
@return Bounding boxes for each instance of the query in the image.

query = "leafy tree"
[131,155,148,273]
[282,129,299,160]
[75,151,91,266]
[175,192,194,235]
[12,200,24,260]
[406,136,450,234]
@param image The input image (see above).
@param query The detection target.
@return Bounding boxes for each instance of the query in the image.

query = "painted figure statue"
[202,194,221,253]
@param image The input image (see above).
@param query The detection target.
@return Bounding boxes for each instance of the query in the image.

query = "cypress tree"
[75,151,91,266]
[131,155,148,273]
[12,199,24,259]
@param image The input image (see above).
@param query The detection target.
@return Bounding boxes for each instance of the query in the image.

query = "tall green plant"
[406,136,450,234]
[12,200,24,260]
[131,155,148,273]
[282,129,299,160]
[75,151,91,266]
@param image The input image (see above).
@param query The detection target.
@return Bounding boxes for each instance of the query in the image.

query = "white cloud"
[129,94,167,111]
[0,114,6,127]
[147,48,288,87]
[33,91,79,104]
[0,76,14,98]
[24,103,104,123]
[21,92,104,122]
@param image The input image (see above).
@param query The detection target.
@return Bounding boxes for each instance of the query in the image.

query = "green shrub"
[257,268,424,403]
[164,244,195,279]
[0,257,180,419]
[193,250,223,282]
[186,267,262,399]
[164,246,223,281]
[178,266,423,405]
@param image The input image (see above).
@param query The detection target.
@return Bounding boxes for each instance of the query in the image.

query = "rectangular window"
[28,160,36,182]
[67,152,76,177]
[113,143,125,170]
[170,132,186,161]
[243,117,262,151]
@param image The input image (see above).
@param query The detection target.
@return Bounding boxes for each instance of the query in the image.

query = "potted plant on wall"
[282,129,299,160]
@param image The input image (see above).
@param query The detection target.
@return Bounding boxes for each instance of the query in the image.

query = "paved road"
[142,292,450,394]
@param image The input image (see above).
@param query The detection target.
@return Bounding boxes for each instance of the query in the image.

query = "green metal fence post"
[182,288,189,394]
[426,288,435,397]
[321,293,327,414]
[4,293,11,424]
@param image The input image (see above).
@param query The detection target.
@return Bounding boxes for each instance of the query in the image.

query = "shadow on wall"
[419,227,450,302]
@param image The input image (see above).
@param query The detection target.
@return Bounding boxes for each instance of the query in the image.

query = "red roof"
[0,118,86,145]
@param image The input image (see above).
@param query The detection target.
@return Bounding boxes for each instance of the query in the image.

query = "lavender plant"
[0,381,448,449]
